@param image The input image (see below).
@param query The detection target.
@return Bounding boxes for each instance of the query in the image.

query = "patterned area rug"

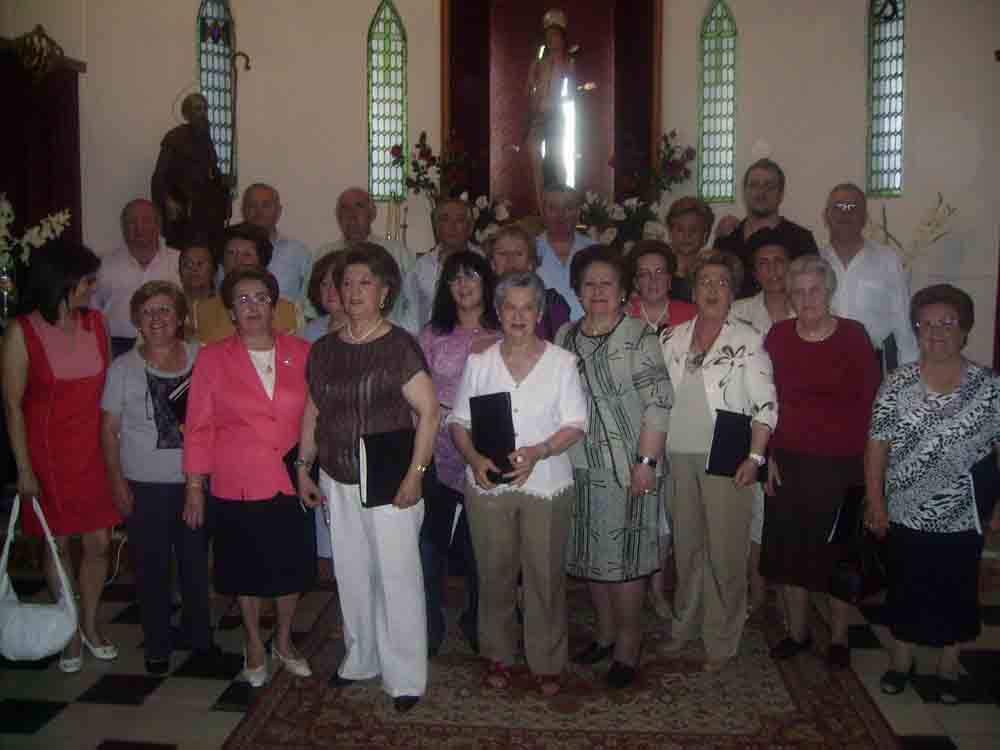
[224,586,898,749]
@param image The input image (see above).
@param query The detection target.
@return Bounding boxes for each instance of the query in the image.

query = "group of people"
[3,156,998,715]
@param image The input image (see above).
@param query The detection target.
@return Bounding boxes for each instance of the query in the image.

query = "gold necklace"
[346,317,384,343]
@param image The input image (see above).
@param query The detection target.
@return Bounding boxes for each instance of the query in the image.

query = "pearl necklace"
[640,300,669,331]
[582,314,622,337]
[346,317,384,343]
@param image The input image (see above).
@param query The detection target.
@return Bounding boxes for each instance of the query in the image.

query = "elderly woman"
[179,241,217,304]
[191,222,300,343]
[665,197,715,303]
[419,250,502,656]
[659,251,776,671]
[296,243,439,714]
[557,246,673,688]
[2,241,120,673]
[867,284,1000,702]
[450,271,587,696]
[184,268,316,688]
[731,235,796,611]
[487,224,571,340]
[101,281,210,674]
[302,250,348,344]
[761,255,880,669]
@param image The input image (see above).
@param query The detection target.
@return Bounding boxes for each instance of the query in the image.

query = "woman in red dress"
[2,241,121,672]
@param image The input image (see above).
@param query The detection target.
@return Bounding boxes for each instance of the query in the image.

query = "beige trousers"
[667,452,753,662]
[465,483,574,676]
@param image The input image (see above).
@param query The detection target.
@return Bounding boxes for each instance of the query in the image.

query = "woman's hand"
[630,462,657,498]
[298,472,325,510]
[393,470,423,509]
[111,480,135,518]
[733,458,760,488]
[470,453,500,491]
[505,445,544,488]
[864,498,889,539]
[16,469,41,501]
[183,486,205,530]
[765,458,782,497]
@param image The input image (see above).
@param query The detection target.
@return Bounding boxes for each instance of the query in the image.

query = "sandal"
[879,667,914,695]
[485,660,512,689]
[535,674,561,697]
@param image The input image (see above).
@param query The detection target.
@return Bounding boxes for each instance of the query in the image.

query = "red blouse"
[765,317,880,457]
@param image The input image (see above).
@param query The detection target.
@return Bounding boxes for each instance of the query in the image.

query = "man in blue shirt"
[535,184,591,320]
[241,183,312,304]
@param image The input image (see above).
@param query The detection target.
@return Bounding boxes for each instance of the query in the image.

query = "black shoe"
[394,695,420,713]
[328,673,359,688]
[606,660,638,689]
[937,675,963,704]
[879,667,914,695]
[769,636,813,660]
[572,641,616,665]
[826,644,850,671]
[145,657,170,676]
[459,615,480,655]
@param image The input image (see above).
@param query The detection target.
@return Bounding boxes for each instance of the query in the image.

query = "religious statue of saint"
[151,93,231,249]
[525,8,575,211]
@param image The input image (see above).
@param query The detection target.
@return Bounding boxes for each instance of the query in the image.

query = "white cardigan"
[660,314,778,442]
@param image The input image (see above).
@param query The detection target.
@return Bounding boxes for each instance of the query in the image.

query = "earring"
[379,300,385,310]
[620,296,627,304]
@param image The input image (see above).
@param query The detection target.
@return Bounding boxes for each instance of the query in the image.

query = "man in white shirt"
[535,184,591,320]
[403,198,479,330]
[95,199,181,357]
[818,182,918,368]
[241,183,312,304]
[313,186,417,330]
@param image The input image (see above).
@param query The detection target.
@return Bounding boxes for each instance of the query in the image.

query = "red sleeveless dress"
[18,309,120,537]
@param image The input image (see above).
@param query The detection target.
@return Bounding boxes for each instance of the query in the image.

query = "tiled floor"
[1,568,998,748]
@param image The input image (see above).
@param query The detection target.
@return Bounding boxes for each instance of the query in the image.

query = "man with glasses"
[535,184,591,320]
[818,182,917,370]
[714,159,819,298]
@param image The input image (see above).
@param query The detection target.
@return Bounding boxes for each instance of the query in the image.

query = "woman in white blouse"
[449,271,587,697]
[659,252,777,672]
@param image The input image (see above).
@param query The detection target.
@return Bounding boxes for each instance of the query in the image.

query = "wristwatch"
[748,452,766,467]
[635,455,658,468]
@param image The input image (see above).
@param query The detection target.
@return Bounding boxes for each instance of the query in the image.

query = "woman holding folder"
[297,243,439,714]
[658,251,776,671]
[449,271,587,697]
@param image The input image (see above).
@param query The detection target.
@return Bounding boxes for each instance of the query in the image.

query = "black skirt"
[212,494,317,597]
[886,523,983,647]
[760,449,863,592]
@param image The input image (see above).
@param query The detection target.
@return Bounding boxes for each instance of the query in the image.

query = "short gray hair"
[691,251,744,296]
[494,271,547,319]
[786,254,837,297]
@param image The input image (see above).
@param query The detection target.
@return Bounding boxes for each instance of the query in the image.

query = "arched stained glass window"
[697,0,737,204]
[866,0,905,197]
[368,0,408,201]
[197,0,236,181]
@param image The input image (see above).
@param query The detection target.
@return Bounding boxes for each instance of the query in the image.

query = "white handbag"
[0,495,78,661]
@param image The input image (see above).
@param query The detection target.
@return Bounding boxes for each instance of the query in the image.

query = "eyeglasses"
[832,201,860,213]
[234,293,272,307]
[636,268,669,281]
[915,318,960,331]
[697,276,731,289]
[140,305,176,319]
[447,269,481,284]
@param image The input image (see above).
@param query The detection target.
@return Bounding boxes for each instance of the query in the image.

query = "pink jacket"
[183,333,311,501]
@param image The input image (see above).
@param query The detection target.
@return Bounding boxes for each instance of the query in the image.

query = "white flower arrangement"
[866,193,958,270]
[0,193,72,270]
[467,194,513,245]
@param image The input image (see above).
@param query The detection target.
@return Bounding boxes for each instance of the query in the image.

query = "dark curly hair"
[334,242,402,314]
[910,283,974,343]
[220,268,280,311]
[22,240,101,324]
[569,244,633,300]
[307,250,347,314]
[222,222,274,269]
[429,251,500,335]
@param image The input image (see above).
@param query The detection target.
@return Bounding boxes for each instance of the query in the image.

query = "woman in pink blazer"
[183,268,318,688]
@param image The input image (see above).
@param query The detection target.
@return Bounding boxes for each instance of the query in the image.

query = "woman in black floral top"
[866,284,1000,703]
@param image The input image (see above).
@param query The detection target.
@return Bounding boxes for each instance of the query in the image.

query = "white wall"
[3,0,997,361]
[662,0,999,364]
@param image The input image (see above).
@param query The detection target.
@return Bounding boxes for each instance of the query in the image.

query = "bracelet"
[635,455,658,468]
[748,452,766,467]
[293,458,313,468]
[413,463,429,474]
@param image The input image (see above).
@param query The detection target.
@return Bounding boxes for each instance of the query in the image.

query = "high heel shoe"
[58,641,83,674]
[271,643,312,678]
[80,632,118,661]
[242,648,269,688]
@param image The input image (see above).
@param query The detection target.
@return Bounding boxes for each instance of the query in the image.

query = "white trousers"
[323,471,428,697]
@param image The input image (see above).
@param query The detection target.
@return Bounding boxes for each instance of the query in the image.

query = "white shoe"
[80,633,118,661]
[271,644,312,678]
[58,645,83,674]
[242,649,269,688]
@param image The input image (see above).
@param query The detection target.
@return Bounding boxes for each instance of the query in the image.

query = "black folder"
[827,485,866,544]
[706,410,765,481]
[470,392,516,484]
[282,443,320,494]
[358,428,418,508]
[971,451,1000,524]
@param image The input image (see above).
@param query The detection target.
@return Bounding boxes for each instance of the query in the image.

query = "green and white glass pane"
[866,0,905,197]
[197,0,235,179]
[368,1,407,201]
[698,1,737,203]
